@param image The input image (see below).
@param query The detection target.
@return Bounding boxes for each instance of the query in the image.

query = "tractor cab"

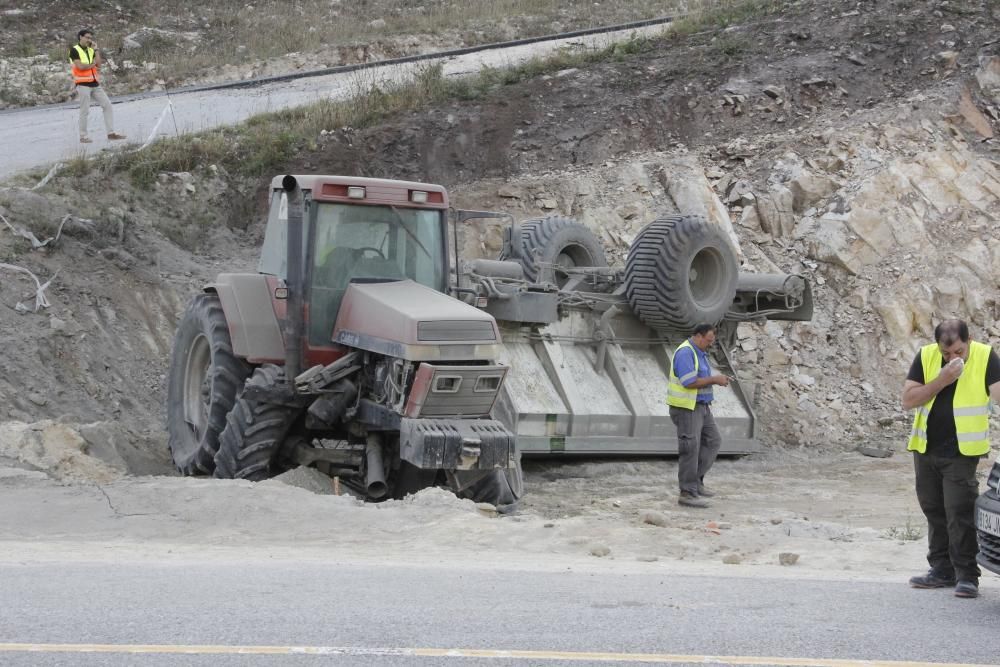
[257,176,451,347]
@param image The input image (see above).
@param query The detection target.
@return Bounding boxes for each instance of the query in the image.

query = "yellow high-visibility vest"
[667,339,699,410]
[908,340,991,456]
[70,45,98,85]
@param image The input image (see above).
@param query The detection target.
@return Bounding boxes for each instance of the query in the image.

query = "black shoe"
[954,581,979,598]
[678,492,710,508]
[909,570,957,588]
[697,484,715,497]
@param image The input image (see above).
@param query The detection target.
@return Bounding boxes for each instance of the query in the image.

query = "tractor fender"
[207,273,285,364]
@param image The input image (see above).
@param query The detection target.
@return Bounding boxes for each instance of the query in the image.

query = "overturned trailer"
[456,214,813,457]
[166,175,811,507]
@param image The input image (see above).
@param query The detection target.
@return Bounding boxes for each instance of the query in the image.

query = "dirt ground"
[1,446,982,583]
[1,0,1000,580]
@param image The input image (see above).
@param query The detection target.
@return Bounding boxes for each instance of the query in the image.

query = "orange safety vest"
[69,45,98,85]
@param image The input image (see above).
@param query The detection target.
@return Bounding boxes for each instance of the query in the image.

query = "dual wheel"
[504,214,739,330]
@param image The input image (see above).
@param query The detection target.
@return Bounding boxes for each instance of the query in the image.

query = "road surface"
[0,557,996,666]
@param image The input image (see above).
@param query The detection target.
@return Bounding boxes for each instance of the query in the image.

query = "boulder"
[657,158,741,252]
[788,171,838,213]
[756,184,795,237]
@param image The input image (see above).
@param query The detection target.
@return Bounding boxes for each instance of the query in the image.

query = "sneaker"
[80,137,93,144]
[698,484,716,497]
[954,581,979,598]
[678,492,710,508]
[107,132,126,140]
[909,570,957,589]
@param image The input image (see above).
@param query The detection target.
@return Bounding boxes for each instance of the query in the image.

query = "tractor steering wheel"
[354,246,386,260]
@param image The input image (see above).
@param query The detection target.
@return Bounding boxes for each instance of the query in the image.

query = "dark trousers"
[670,403,722,495]
[913,452,981,582]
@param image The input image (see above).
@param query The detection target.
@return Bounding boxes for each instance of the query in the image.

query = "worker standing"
[70,28,126,144]
[902,318,1000,599]
[667,323,731,508]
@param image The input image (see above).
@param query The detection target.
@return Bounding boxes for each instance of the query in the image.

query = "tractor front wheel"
[214,364,300,481]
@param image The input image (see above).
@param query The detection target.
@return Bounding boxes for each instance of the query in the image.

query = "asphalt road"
[0,24,666,182]
[0,558,997,666]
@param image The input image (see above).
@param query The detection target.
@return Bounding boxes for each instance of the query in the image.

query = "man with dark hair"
[903,318,1000,598]
[667,323,732,508]
[70,29,126,144]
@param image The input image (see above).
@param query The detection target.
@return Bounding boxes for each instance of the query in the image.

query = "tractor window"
[308,203,446,344]
[258,190,310,277]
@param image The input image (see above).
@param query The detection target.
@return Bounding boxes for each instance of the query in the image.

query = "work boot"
[954,581,979,598]
[678,492,710,508]
[107,132,126,140]
[908,570,956,589]
[697,484,716,497]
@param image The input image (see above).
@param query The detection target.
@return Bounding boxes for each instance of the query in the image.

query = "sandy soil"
[1,445,992,584]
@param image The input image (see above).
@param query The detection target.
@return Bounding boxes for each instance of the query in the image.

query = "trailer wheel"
[167,293,251,475]
[624,215,738,331]
[509,216,607,285]
[214,365,299,481]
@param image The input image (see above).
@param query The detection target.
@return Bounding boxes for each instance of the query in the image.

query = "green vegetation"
[671,0,787,35]
[883,517,924,541]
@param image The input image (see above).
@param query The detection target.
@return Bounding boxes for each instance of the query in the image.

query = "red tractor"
[167,175,522,505]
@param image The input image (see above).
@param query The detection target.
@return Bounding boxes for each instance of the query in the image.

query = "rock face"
[454,89,1000,452]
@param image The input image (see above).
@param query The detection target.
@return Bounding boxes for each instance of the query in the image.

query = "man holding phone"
[70,28,126,144]
[902,318,1000,598]
[667,323,732,508]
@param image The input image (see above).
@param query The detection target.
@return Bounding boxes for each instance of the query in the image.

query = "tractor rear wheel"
[214,365,300,481]
[167,293,250,475]
[624,215,738,331]
[507,216,607,286]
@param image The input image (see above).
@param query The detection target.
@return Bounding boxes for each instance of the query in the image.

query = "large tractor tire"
[166,293,251,475]
[505,216,607,285]
[624,215,739,331]
[214,364,299,481]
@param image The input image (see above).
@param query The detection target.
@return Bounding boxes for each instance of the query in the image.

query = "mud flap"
[448,453,524,510]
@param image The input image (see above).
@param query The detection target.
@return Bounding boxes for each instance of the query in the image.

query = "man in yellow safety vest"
[70,29,126,144]
[667,323,732,508]
[902,319,1000,599]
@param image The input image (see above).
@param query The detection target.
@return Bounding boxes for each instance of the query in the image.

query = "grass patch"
[883,517,924,541]
[671,0,787,35]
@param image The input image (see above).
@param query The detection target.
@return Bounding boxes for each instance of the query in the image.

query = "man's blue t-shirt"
[672,340,713,403]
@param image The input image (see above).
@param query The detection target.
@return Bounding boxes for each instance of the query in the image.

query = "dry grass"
[11,1,788,88]
[62,0,790,186]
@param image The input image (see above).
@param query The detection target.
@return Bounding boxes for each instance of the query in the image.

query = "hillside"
[1,0,999,569]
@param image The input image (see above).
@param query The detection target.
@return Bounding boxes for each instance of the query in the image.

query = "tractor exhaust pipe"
[282,175,304,385]
[365,434,388,500]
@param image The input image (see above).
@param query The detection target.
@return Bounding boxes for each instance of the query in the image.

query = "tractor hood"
[333,280,502,362]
